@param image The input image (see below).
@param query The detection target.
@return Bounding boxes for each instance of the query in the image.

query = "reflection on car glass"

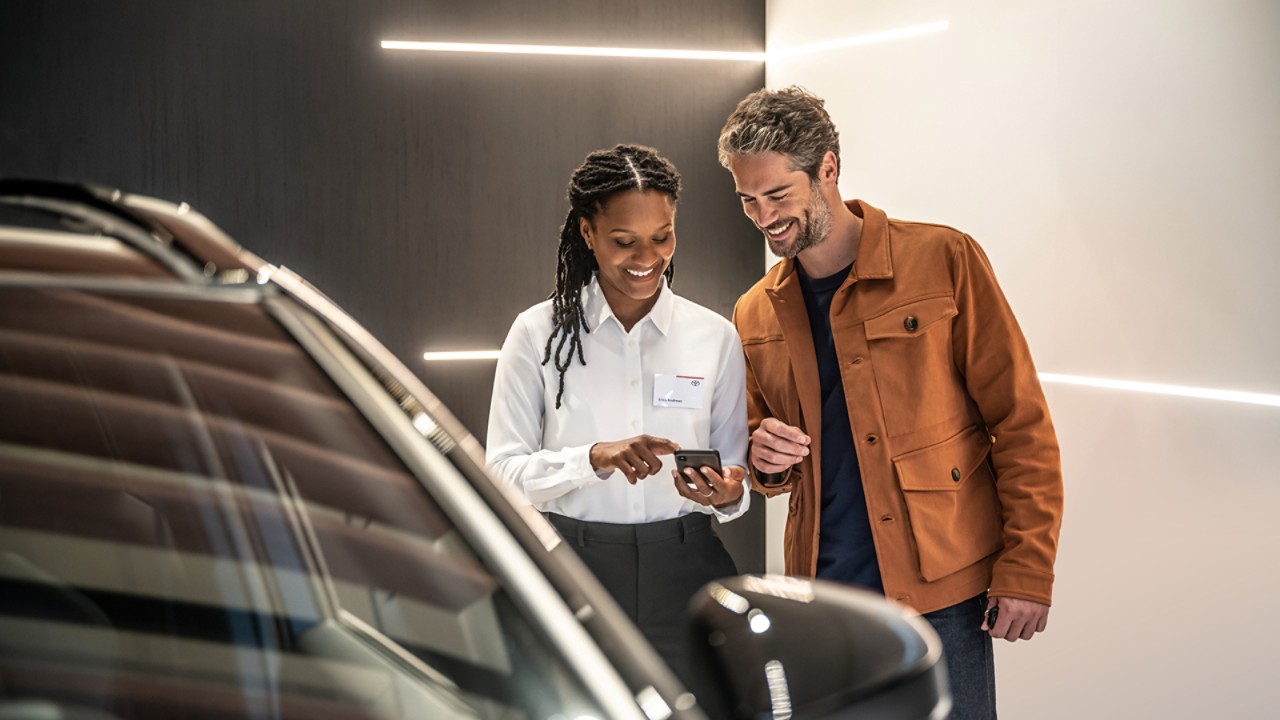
[0,287,607,720]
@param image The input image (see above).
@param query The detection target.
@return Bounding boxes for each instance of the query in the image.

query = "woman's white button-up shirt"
[486,277,750,524]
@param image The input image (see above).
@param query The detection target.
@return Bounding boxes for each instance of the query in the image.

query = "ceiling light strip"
[1039,373,1280,408]
[423,350,502,362]
[768,20,949,59]
[381,40,764,62]
[380,21,949,62]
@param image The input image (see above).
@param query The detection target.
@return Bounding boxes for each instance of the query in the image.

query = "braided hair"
[543,144,682,408]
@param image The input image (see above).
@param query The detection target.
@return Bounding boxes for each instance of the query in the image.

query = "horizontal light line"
[769,20,949,59]
[380,21,948,63]
[423,350,501,362]
[415,357,1278,406]
[381,40,764,62]
[1039,373,1280,408]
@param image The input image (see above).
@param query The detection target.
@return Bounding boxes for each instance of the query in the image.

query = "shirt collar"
[582,274,674,336]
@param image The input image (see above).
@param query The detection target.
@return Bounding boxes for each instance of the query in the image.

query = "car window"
[0,286,607,720]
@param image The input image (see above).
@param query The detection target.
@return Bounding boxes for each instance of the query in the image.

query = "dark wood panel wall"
[0,1,768,571]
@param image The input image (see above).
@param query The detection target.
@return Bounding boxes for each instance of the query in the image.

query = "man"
[718,86,1063,719]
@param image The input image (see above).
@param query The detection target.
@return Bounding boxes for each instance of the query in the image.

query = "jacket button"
[951,467,961,482]
[865,434,878,444]
[904,315,918,332]
[851,356,863,365]
[880,515,894,523]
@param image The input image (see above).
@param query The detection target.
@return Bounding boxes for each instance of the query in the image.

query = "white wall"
[762,0,1280,716]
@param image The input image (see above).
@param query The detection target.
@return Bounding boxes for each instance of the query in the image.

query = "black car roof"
[0,179,263,283]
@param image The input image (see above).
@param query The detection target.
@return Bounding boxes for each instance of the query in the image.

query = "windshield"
[0,286,607,720]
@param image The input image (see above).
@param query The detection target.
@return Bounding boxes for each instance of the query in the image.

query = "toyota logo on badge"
[690,380,700,387]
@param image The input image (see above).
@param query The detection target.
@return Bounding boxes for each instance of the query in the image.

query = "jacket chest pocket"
[893,425,1003,582]
[742,336,799,425]
[864,295,968,434]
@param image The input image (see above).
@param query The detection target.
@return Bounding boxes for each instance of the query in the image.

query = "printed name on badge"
[653,374,705,409]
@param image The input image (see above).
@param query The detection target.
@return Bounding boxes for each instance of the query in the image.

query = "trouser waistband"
[544,511,712,546]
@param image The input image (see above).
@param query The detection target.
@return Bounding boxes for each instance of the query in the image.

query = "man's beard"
[768,184,833,259]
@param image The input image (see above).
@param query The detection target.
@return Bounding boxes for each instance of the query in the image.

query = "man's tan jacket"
[732,199,1063,613]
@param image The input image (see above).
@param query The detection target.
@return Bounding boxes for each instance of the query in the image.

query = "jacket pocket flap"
[865,295,957,340]
[741,333,785,347]
[893,425,991,491]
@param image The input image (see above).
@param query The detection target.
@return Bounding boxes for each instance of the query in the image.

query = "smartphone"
[674,449,722,486]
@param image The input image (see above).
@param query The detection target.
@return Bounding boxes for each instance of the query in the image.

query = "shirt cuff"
[711,480,751,522]
[567,443,612,485]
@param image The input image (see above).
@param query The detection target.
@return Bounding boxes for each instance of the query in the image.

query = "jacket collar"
[767,198,894,292]
[848,199,893,280]
[582,274,674,336]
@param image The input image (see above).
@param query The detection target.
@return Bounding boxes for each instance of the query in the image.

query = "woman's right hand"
[589,435,680,484]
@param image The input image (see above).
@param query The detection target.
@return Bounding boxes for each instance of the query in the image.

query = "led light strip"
[1039,373,1280,408]
[380,21,949,62]
[769,20,949,59]
[381,40,764,62]
[423,350,501,361]
[416,358,1279,408]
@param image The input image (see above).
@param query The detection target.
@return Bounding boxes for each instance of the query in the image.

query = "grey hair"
[717,86,841,181]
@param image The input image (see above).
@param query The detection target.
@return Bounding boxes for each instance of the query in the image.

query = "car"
[0,179,950,720]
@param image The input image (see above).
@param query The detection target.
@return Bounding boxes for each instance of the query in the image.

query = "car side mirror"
[687,575,950,719]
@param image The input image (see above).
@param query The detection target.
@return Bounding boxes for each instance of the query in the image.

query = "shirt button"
[632,420,640,429]
[630,379,638,388]
[951,467,962,482]
[903,315,918,332]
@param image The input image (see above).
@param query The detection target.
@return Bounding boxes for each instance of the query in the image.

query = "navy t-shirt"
[796,262,883,592]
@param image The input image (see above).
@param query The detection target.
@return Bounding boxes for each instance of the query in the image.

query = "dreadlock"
[542,144,682,409]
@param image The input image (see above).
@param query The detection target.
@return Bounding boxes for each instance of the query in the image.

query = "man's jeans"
[923,593,998,719]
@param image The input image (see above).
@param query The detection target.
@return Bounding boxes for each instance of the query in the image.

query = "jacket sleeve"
[732,298,796,498]
[951,234,1064,606]
[485,314,606,505]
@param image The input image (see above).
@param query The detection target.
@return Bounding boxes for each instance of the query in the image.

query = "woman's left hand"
[673,464,746,509]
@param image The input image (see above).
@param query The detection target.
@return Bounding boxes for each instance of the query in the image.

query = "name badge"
[653,374,705,409]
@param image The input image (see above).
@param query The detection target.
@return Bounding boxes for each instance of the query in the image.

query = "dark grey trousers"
[545,511,738,678]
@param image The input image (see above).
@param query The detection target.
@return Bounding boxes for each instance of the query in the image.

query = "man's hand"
[589,435,680,484]
[672,464,746,508]
[749,417,811,474]
[983,596,1050,642]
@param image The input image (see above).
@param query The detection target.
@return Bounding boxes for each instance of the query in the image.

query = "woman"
[486,144,749,677]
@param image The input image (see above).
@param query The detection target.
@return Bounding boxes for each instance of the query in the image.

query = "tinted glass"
[0,287,606,719]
